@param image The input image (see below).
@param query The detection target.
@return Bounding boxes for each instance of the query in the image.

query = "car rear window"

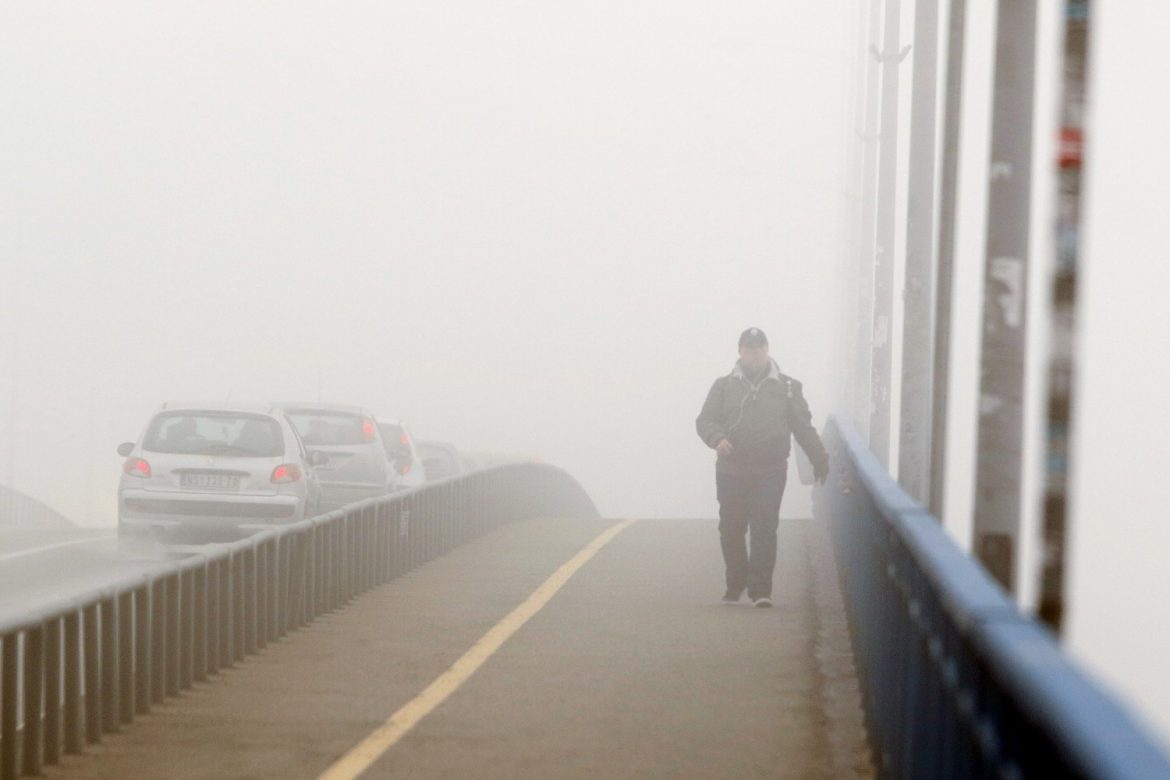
[286,411,370,446]
[144,413,285,457]
[378,424,411,455]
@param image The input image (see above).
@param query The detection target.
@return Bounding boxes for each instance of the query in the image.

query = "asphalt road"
[36,517,871,779]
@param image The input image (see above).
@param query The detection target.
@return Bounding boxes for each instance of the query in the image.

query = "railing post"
[292,532,304,629]
[308,527,318,618]
[268,539,279,642]
[410,496,420,569]
[429,490,438,559]
[234,552,246,663]
[100,597,120,733]
[319,523,330,614]
[393,504,404,575]
[443,484,451,544]
[376,504,389,583]
[418,493,428,562]
[244,547,258,656]
[118,592,134,724]
[22,624,45,775]
[276,537,289,638]
[255,543,268,651]
[351,511,361,598]
[2,632,18,780]
[44,618,62,764]
[165,575,180,697]
[150,579,166,705]
[343,514,354,602]
[290,532,304,628]
[353,511,364,594]
[420,493,430,562]
[193,564,208,683]
[335,516,345,602]
[362,508,373,591]
[63,611,83,752]
[221,556,236,666]
[82,603,101,744]
[207,559,221,676]
[332,519,340,606]
[134,585,151,715]
[180,569,195,690]
[314,524,324,617]
[367,506,377,588]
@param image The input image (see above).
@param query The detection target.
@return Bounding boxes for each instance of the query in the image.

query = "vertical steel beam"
[898,0,941,503]
[855,0,883,439]
[928,0,968,519]
[870,0,910,467]
[972,0,1040,591]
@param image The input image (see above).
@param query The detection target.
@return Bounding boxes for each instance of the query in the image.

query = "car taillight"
[271,464,302,484]
[361,418,376,442]
[397,462,411,476]
[123,458,151,478]
[400,432,410,447]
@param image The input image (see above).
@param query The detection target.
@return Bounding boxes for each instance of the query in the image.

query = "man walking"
[696,327,829,607]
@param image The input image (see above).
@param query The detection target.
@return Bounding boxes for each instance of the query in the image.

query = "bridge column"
[1066,0,1170,745]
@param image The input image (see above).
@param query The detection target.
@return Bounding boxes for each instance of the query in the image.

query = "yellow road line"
[317,519,638,780]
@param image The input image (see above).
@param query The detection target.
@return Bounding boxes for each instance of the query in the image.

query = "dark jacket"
[696,359,828,475]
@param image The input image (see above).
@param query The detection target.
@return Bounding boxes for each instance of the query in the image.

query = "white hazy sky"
[1,1,851,525]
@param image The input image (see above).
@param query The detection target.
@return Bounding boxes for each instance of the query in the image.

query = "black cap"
[738,327,768,347]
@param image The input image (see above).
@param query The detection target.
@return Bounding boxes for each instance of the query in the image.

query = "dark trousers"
[716,469,787,599]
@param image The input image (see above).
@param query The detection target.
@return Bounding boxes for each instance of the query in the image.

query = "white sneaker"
[721,589,743,605]
[752,596,773,608]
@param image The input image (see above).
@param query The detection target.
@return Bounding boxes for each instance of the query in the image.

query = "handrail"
[0,462,598,779]
[816,417,1170,779]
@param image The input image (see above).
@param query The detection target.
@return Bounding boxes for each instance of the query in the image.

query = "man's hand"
[814,461,829,485]
[715,438,734,457]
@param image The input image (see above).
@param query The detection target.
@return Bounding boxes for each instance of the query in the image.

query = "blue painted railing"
[815,417,1170,779]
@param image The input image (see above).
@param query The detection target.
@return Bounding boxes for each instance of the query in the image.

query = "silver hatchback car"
[274,403,394,512]
[117,403,324,544]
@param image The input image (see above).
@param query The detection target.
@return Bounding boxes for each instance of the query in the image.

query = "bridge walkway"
[40,517,871,779]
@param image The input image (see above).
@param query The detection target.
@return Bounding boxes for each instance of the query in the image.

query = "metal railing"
[0,463,597,779]
[816,417,1170,779]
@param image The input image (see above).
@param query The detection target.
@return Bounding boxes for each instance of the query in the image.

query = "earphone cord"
[727,378,763,433]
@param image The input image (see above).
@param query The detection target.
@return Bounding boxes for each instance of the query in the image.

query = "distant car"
[376,419,428,490]
[117,403,324,544]
[273,403,395,512]
[415,440,464,482]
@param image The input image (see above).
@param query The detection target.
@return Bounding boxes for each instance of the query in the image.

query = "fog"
[1,2,851,525]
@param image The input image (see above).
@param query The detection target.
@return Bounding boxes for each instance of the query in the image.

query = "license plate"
[181,473,241,491]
